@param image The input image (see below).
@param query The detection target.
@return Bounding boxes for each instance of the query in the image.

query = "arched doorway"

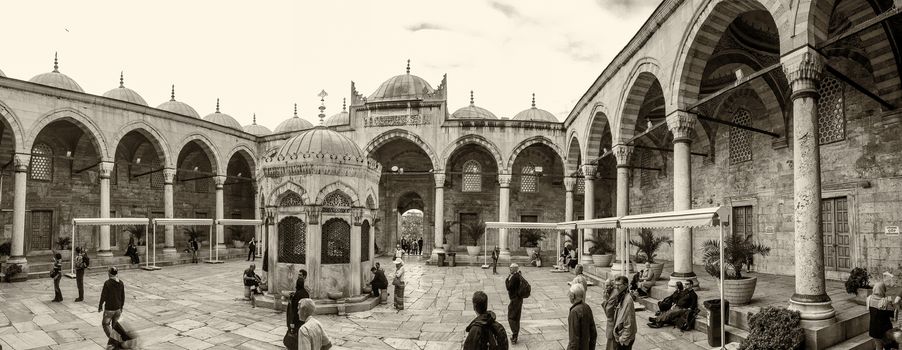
[175,140,217,249]
[396,192,424,254]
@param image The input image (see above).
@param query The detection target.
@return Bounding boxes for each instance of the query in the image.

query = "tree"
[628,229,672,263]
[400,210,424,238]
[702,234,771,280]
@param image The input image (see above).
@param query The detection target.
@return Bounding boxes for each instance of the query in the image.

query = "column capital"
[162,168,176,185]
[99,161,115,179]
[213,175,227,189]
[666,110,698,142]
[13,153,30,173]
[563,177,576,192]
[433,172,445,188]
[782,48,824,98]
[612,144,634,167]
[498,173,512,188]
[305,205,321,225]
[351,207,365,226]
[582,164,597,180]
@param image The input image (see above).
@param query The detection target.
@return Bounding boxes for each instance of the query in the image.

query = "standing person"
[394,244,404,261]
[51,253,63,302]
[463,291,509,350]
[190,236,200,264]
[98,267,131,347]
[74,246,89,302]
[243,264,260,308]
[284,269,309,350]
[247,238,257,261]
[609,275,636,349]
[491,247,500,275]
[296,298,332,350]
[571,264,588,294]
[868,282,897,349]
[369,265,388,298]
[400,238,407,255]
[392,259,406,310]
[567,284,597,350]
[417,237,424,255]
[505,263,525,344]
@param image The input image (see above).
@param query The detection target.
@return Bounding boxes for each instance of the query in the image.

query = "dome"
[29,53,84,92]
[243,114,272,136]
[157,85,200,118]
[512,94,558,122]
[367,61,434,101]
[451,91,498,120]
[325,99,350,126]
[102,73,148,106]
[274,104,314,133]
[275,127,362,160]
[203,99,243,129]
[0,68,5,77]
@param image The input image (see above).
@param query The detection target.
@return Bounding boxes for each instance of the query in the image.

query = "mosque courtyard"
[0,257,714,350]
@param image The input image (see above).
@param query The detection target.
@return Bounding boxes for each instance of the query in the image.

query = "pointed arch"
[565,133,583,175]
[506,136,565,173]
[110,120,173,168]
[441,134,504,172]
[617,59,665,143]
[365,188,378,209]
[26,107,110,160]
[270,181,310,206]
[315,181,360,206]
[0,100,27,153]
[364,129,440,171]
[224,143,257,175]
[584,104,612,159]
[175,133,223,175]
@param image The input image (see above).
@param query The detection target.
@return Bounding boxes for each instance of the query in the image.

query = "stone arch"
[270,181,310,206]
[441,134,504,172]
[26,107,110,160]
[364,129,440,171]
[584,103,613,158]
[110,120,173,168]
[618,67,665,144]
[224,143,257,174]
[506,136,565,174]
[365,188,378,209]
[565,134,583,175]
[671,0,790,110]
[315,181,360,206]
[0,100,27,153]
[174,133,223,175]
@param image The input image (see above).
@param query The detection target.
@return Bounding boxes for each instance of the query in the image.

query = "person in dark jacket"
[98,267,130,346]
[51,253,63,302]
[464,291,509,350]
[247,238,256,261]
[284,269,309,350]
[505,263,524,344]
[648,280,698,328]
[370,265,388,297]
[491,247,500,274]
[125,241,140,264]
[567,284,597,350]
[74,247,88,301]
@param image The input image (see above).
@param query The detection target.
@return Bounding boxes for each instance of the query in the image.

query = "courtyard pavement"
[0,256,710,349]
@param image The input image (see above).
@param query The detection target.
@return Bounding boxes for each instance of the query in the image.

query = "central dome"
[275,127,362,160]
[368,61,434,101]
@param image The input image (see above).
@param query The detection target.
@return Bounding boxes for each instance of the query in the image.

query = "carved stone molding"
[306,206,321,225]
[213,175,227,189]
[352,207,365,226]
[612,144,634,166]
[666,110,698,142]
[162,168,176,185]
[582,165,597,180]
[563,177,576,192]
[13,154,30,173]
[99,162,115,180]
[433,173,446,188]
[498,174,512,188]
[782,48,824,98]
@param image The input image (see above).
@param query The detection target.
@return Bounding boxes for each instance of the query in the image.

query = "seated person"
[369,264,388,297]
[557,246,571,270]
[567,250,579,269]
[648,280,698,328]
[631,262,657,297]
[529,249,542,267]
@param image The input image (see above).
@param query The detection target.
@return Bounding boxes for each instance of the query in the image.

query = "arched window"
[575,167,585,194]
[278,216,306,264]
[361,221,370,261]
[280,192,304,207]
[322,218,350,264]
[462,160,482,192]
[729,109,753,164]
[520,164,537,192]
[322,191,352,213]
[817,75,845,144]
[30,143,53,181]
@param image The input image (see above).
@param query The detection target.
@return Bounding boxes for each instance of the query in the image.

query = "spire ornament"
[531,93,536,108]
[119,71,124,88]
[53,52,59,73]
[170,85,176,101]
[406,59,410,74]
[470,90,474,105]
[342,98,347,112]
[293,103,298,118]
[215,98,220,113]
[317,90,328,125]
[253,113,257,125]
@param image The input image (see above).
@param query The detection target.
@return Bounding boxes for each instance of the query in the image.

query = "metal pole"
[483,228,488,268]
[145,224,150,269]
[70,220,76,275]
[208,226,213,262]
[720,222,726,349]
[624,228,629,277]
[152,224,157,267]
[214,224,219,261]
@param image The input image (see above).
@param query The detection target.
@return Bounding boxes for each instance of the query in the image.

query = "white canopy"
[485,222,565,230]
[217,219,263,226]
[555,221,578,230]
[152,218,214,226]
[619,207,730,229]
[72,217,149,226]
[575,216,620,229]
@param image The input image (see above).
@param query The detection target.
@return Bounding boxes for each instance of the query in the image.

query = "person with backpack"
[51,253,63,302]
[463,291,509,350]
[74,246,89,302]
[505,263,528,344]
[567,284,597,350]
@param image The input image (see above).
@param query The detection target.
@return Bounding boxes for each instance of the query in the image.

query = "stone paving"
[0,256,710,349]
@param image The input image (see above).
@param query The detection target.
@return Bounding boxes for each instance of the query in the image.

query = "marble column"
[498,173,512,261]
[97,161,114,257]
[581,164,597,265]
[162,168,177,255]
[305,207,322,298]
[611,145,633,275]
[783,48,835,323]
[563,177,576,252]
[214,175,227,250]
[666,110,698,287]
[6,154,30,280]
[431,173,445,262]
[350,209,362,296]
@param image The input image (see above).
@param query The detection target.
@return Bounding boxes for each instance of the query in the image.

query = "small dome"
[512,94,558,122]
[274,104,314,133]
[368,60,434,101]
[0,68,5,77]
[275,127,362,160]
[244,114,272,136]
[29,53,84,92]
[325,99,350,126]
[451,91,498,120]
[102,72,148,106]
[203,99,243,129]
[157,85,200,118]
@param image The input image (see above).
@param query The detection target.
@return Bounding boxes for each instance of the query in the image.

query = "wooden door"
[29,210,53,251]
[822,197,851,271]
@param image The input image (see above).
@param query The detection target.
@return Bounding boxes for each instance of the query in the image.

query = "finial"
[317,90,328,125]
[406,59,410,74]
[470,90,475,105]
[53,52,59,73]
[253,113,257,125]
[293,103,298,118]
[647,119,653,130]
[215,98,220,113]
[531,93,536,108]
[342,98,347,112]
[119,71,124,88]
[170,85,176,101]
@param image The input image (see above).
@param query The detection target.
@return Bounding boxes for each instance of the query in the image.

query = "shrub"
[0,241,11,257]
[55,236,71,251]
[519,229,546,248]
[702,234,770,279]
[739,306,804,350]
[844,267,871,294]
[463,221,487,246]
[629,229,672,263]
[4,263,22,282]
[587,230,614,255]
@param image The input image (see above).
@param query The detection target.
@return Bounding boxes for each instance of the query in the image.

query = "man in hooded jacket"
[464,291,509,350]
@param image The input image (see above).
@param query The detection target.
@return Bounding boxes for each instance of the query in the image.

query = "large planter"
[722,277,758,305]
[442,243,451,251]
[854,287,873,305]
[592,254,613,267]
[525,247,538,258]
[233,240,245,248]
[648,262,665,279]
[466,246,481,256]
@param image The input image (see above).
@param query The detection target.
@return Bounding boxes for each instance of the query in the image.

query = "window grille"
[817,76,845,144]
[322,218,350,264]
[150,169,164,189]
[30,143,53,181]
[361,221,370,261]
[729,109,753,164]
[278,216,306,264]
[280,192,304,207]
[575,168,585,194]
[640,150,653,187]
[462,160,482,192]
[520,164,537,192]
[322,191,352,213]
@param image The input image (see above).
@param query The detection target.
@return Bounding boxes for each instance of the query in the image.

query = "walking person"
[51,253,63,302]
[284,269,309,350]
[571,264,588,295]
[392,259,406,310]
[247,238,256,261]
[491,247,500,275]
[98,267,131,347]
[74,246,89,302]
[296,298,332,350]
[463,291,509,350]
[505,263,525,344]
[190,237,199,263]
[243,264,261,308]
[567,284,597,350]
[608,275,636,349]
[417,237,424,255]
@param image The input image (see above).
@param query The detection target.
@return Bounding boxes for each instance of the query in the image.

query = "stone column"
[563,177,576,252]
[350,208,363,296]
[305,206,322,298]
[162,168,177,255]
[498,173,512,261]
[431,173,445,262]
[6,154,30,281]
[97,161,114,257]
[666,110,699,287]
[783,49,835,323]
[581,164,597,265]
[611,145,633,275]
[214,175,227,250]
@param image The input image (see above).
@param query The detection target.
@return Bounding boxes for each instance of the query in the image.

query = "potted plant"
[0,240,10,263]
[702,234,771,305]
[845,267,872,305]
[629,229,672,278]
[463,221,487,256]
[520,229,546,259]
[123,225,147,254]
[442,220,457,252]
[3,263,23,282]
[55,236,72,260]
[739,306,804,350]
[228,227,246,248]
[586,230,614,267]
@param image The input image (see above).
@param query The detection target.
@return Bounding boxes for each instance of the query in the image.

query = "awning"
[72,218,149,226]
[217,219,263,226]
[575,216,620,229]
[485,222,564,230]
[153,218,215,226]
[555,221,578,230]
[619,207,729,229]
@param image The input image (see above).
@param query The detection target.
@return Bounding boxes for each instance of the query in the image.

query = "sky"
[1,0,659,129]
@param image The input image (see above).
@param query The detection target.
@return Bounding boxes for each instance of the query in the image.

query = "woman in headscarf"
[393,259,406,310]
[868,282,897,349]
[284,269,309,350]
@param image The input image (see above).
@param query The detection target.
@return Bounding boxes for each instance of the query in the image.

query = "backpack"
[81,255,90,268]
[518,276,531,299]
[675,308,700,332]
[484,321,509,350]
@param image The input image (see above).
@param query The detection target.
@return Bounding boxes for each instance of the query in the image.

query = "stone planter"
[648,262,665,279]
[854,287,873,305]
[722,277,758,305]
[466,246,481,256]
[137,246,147,255]
[327,292,343,300]
[442,243,451,252]
[592,254,613,267]
[233,240,245,249]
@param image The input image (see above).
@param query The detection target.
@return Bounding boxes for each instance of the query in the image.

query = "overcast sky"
[2,0,658,129]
